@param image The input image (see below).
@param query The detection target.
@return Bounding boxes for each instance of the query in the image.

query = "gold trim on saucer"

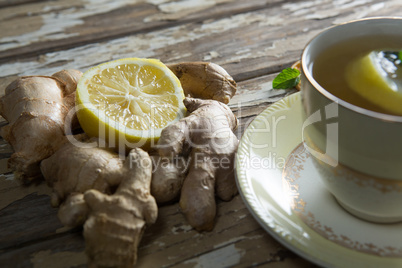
[282,143,402,257]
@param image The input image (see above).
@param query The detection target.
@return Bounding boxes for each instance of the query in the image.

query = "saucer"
[235,92,402,268]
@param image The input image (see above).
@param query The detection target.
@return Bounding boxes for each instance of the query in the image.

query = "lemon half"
[345,51,402,115]
[76,58,186,150]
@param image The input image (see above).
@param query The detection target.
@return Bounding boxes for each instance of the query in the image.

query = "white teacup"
[301,17,402,223]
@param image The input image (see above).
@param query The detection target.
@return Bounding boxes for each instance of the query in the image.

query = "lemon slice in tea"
[345,50,402,115]
[76,58,186,150]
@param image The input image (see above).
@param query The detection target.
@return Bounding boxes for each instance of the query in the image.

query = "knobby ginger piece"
[150,154,187,204]
[41,139,157,267]
[84,148,157,267]
[0,69,82,181]
[41,136,123,208]
[157,98,239,231]
[168,62,237,104]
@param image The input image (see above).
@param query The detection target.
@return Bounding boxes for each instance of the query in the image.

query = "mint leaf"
[273,68,300,89]
[273,68,301,89]
[399,50,402,62]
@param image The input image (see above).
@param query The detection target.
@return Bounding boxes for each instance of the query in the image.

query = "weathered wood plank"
[0,195,316,268]
[0,0,43,8]
[1,0,400,88]
[0,193,61,251]
[137,195,315,267]
[0,231,86,268]
[0,0,283,62]
[230,73,298,139]
[0,1,401,267]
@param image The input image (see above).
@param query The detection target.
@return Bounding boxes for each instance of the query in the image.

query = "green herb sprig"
[272,67,300,89]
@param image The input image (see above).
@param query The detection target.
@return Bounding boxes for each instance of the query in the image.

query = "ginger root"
[0,62,239,267]
[41,136,123,208]
[157,97,239,231]
[57,193,89,228]
[150,154,187,204]
[83,148,157,267]
[168,62,237,104]
[0,69,82,181]
[41,139,157,267]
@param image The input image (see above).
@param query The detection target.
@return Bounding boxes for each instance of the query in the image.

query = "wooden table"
[0,1,401,267]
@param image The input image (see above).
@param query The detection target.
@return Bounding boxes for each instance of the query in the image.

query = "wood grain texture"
[1,0,401,267]
[0,0,43,8]
[0,196,315,268]
[1,0,401,82]
[0,0,283,62]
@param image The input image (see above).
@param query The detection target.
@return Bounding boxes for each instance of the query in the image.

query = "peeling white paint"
[0,0,138,51]
[257,14,286,27]
[0,11,285,77]
[268,29,320,56]
[144,0,235,22]
[213,237,243,249]
[334,0,373,10]
[200,13,269,34]
[282,0,317,12]
[155,241,166,247]
[370,2,386,11]
[1,0,401,79]
[237,213,247,220]
[306,10,340,20]
[171,224,193,234]
[145,0,170,5]
[224,27,319,65]
[283,0,378,22]
[203,50,220,61]
[168,52,193,62]
[332,0,355,5]
[213,234,264,249]
[235,48,251,55]
[157,0,224,14]
[3,173,14,181]
[184,244,245,268]
[331,0,386,24]
[229,81,286,108]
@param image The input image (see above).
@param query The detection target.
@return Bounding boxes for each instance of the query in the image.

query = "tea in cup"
[301,17,402,223]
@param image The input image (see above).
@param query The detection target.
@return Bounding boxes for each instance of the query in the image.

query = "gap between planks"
[0,0,285,64]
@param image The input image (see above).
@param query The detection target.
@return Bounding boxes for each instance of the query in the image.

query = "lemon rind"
[345,53,402,115]
[76,58,186,149]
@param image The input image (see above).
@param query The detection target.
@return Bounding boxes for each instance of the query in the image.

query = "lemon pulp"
[76,58,186,150]
[345,50,402,115]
